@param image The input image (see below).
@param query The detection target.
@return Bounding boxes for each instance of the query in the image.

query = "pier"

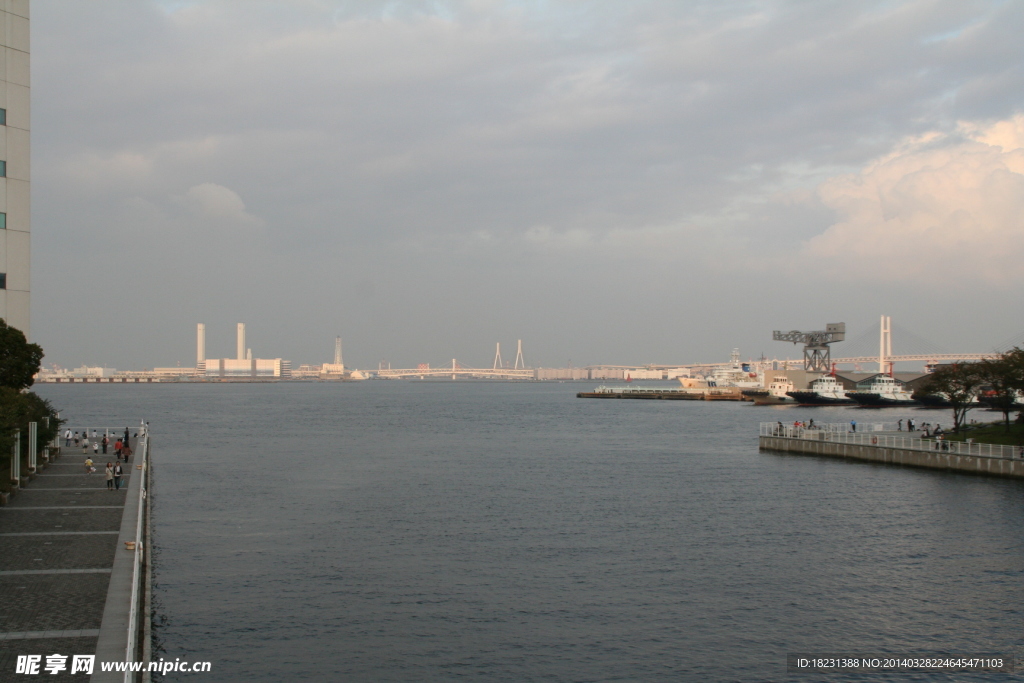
[759,422,1024,478]
[0,425,151,681]
[577,386,747,401]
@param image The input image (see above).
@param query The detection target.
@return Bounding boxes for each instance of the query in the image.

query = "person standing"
[73,431,80,447]
[114,439,123,459]
[897,419,903,432]
[101,435,109,455]
[92,441,99,456]
[850,420,857,433]
[64,429,72,447]
[105,463,114,490]
[82,435,89,454]
[113,462,124,491]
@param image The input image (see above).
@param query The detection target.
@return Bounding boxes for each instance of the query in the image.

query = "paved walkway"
[0,442,135,682]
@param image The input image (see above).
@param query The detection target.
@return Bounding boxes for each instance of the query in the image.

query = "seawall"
[759,435,1024,479]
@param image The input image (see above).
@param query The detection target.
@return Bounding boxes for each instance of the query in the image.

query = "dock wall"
[92,428,151,682]
[760,436,1024,479]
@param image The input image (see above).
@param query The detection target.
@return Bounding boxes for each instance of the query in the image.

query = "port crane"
[772,323,845,373]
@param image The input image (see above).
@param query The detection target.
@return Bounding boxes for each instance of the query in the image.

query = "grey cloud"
[30,0,1024,369]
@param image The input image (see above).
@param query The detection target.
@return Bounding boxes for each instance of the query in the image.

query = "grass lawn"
[945,419,1024,445]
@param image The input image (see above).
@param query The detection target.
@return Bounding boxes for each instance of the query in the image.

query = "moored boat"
[848,376,918,407]
[747,376,797,405]
[786,375,855,405]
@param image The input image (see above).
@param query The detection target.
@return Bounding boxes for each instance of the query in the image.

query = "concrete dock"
[759,423,1024,479]
[0,430,150,682]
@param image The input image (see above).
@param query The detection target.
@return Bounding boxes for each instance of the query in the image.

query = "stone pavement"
[0,443,136,682]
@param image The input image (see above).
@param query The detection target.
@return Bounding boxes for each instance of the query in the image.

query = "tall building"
[0,2,30,336]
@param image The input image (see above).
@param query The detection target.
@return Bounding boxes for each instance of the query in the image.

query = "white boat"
[787,375,855,405]
[848,376,918,407]
[745,376,797,405]
[710,349,762,389]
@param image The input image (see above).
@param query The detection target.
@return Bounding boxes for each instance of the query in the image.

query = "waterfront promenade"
[0,431,150,682]
[760,422,1024,478]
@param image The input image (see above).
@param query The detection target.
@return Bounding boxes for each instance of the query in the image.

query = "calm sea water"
[36,382,1024,682]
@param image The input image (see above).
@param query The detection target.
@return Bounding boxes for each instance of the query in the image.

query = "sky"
[29,0,1024,371]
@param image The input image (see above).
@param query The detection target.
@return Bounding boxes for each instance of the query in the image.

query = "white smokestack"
[237,323,246,360]
[197,323,206,365]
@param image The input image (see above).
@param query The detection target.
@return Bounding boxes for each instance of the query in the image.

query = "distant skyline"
[30,1,1024,370]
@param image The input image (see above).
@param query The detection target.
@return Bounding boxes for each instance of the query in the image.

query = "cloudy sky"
[30,0,1024,370]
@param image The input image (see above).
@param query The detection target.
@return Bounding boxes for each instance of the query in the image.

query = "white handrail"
[124,421,148,682]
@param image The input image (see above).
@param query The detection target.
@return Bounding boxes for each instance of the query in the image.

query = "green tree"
[0,321,60,493]
[978,348,1024,431]
[920,362,986,432]
[0,319,44,390]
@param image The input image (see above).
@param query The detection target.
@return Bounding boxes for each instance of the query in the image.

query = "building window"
[0,109,5,125]
[0,273,6,289]
[0,213,5,229]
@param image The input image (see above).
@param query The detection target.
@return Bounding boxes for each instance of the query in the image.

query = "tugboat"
[744,376,797,405]
[786,375,855,406]
[848,375,918,407]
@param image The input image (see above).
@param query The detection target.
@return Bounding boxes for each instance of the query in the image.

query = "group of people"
[64,428,133,458]
[77,428,133,491]
[896,418,924,433]
[896,419,942,436]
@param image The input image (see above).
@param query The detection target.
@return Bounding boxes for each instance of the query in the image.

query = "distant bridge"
[831,354,996,365]
[376,360,533,380]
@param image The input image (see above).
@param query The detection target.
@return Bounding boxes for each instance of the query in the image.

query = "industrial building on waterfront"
[0,2,30,336]
[193,322,291,379]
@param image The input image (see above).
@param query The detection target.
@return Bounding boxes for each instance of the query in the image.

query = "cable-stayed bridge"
[377,340,534,379]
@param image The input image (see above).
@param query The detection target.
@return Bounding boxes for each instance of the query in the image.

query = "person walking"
[113,462,124,491]
[114,439,123,459]
[105,463,114,490]
[84,457,94,474]
[92,441,99,456]
[897,419,903,432]
[81,435,89,454]
[64,429,72,447]
[101,435,109,455]
[73,431,80,447]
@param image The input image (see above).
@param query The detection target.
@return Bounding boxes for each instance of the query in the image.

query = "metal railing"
[760,423,1021,460]
[762,421,904,434]
[124,421,149,682]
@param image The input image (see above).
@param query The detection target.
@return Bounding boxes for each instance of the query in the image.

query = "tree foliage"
[0,321,60,492]
[977,348,1024,431]
[920,362,985,432]
[0,319,44,390]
